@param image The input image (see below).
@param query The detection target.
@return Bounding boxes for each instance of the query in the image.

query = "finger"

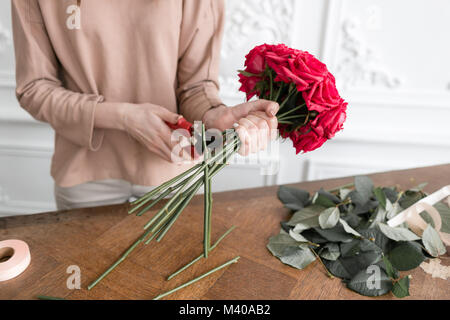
[153,106,182,124]
[232,99,279,119]
[235,126,250,156]
[238,118,259,154]
[249,110,278,140]
[245,114,269,151]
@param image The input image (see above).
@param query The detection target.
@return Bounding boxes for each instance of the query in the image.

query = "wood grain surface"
[1,164,449,300]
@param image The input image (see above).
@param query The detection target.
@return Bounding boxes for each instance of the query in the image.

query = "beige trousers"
[54,179,156,210]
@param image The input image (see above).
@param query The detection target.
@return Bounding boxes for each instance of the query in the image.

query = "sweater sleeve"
[11,0,104,151]
[176,0,226,123]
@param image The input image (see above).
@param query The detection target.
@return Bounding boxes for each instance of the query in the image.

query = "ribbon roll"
[388,186,450,246]
[0,239,31,282]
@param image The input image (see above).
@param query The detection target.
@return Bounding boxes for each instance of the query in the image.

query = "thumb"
[154,106,181,124]
[232,99,279,119]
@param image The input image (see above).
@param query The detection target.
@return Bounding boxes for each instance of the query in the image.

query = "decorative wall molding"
[335,18,402,90]
[221,0,295,59]
[219,0,295,101]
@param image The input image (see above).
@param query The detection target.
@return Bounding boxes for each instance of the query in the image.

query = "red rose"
[311,101,347,139]
[302,74,342,112]
[238,73,261,100]
[244,44,268,74]
[289,125,327,154]
[288,52,328,84]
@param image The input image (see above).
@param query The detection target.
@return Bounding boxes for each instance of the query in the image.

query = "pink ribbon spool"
[0,239,31,282]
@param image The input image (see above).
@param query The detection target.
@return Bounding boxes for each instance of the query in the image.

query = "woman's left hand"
[202,99,279,156]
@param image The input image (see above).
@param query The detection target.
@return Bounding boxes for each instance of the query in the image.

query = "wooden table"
[1,164,449,300]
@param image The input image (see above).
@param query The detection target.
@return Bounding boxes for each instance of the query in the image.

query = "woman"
[11,0,278,210]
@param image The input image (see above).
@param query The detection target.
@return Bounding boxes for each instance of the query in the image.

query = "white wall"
[0,0,449,216]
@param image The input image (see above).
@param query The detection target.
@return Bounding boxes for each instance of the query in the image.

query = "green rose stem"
[167,225,236,281]
[310,248,334,279]
[36,295,65,300]
[276,103,306,121]
[153,256,240,300]
[87,226,154,290]
[202,123,211,258]
[129,163,202,210]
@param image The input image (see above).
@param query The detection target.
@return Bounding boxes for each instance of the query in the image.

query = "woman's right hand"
[95,102,185,162]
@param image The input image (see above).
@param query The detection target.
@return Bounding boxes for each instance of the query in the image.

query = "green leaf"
[392,276,410,298]
[347,267,392,297]
[277,186,310,211]
[279,246,316,269]
[386,202,402,220]
[354,176,374,204]
[409,182,428,193]
[267,233,316,270]
[359,228,392,253]
[323,259,353,280]
[399,190,425,209]
[340,188,352,201]
[319,243,340,261]
[377,223,420,241]
[382,256,399,279]
[434,202,450,234]
[339,219,362,237]
[374,187,387,210]
[319,207,340,229]
[422,224,446,257]
[287,205,323,229]
[387,241,425,271]
[238,70,262,77]
[314,224,354,243]
[313,193,336,208]
[288,229,309,243]
[368,206,387,228]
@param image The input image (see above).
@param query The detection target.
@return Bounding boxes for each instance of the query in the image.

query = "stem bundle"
[87,129,241,291]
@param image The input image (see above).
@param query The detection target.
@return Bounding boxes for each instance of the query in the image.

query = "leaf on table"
[277,186,310,211]
[387,241,425,271]
[313,193,336,208]
[434,202,450,234]
[392,276,410,298]
[319,207,340,229]
[339,219,362,237]
[267,232,316,269]
[382,255,399,279]
[287,205,323,229]
[422,224,446,257]
[383,187,399,204]
[340,188,352,201]
[279,246,316,269]
[347,267,392,297]
[319,243,340,261]
[323,258,353,280]
[399,190,425,209]
[386,202,403,220]
[289,229,309,243]
[359,228,392,253]
[377,223,420,241]
[374,187,387,210]
[314,224,355,243]
[354,176,374,204]
[409,182,428,193]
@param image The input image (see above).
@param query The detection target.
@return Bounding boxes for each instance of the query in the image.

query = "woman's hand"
[95,102,187,162]
[202,100,279,156]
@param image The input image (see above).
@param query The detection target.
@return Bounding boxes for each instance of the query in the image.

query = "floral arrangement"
[87,44,349,299]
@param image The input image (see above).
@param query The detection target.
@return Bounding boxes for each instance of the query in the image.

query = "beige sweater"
[11,0,225,187]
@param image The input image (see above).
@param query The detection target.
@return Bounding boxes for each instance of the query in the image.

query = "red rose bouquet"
[88,44,348,297]
[239,43,347,153]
